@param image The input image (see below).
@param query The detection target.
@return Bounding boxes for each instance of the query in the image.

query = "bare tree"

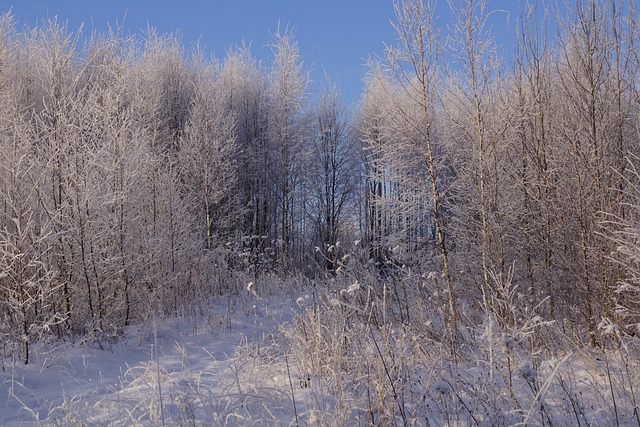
[266,27,308,272]
[308,82,359,272]
[510,1,558,318]
[28,19,88,332]
[179,57,238,250]
[607,155,640,333]
[385,0,457,327]
[0,97,63,363]
[550,0,637,343]
[220,46,271,272]
[445,0,509,314]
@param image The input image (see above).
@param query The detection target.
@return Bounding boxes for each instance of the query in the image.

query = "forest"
[1,0,640,425]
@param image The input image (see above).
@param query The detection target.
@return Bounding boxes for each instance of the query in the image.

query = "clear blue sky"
[3,1,521,105]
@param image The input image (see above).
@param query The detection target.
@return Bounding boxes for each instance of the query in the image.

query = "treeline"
[360,0,640,344]
[0,15,360,362]
[1,0,640,363]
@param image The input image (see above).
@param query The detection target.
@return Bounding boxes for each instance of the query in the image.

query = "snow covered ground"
[1,295,314,426]
[2,289,640,426]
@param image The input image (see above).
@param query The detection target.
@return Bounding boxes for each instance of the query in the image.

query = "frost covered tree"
[266,28,308,271]
[507,2,558,318]
[179,56,238,250]
[359,0,457,331]
[444,0,507,311]
[548,0,639,341]
[220,46,272,271]
[0,81,63,364]
[307,83,359,272]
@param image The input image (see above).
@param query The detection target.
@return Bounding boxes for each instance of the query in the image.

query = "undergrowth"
[2,270,639,426]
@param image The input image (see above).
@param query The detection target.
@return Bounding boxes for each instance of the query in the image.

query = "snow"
[2,292,640,426]
[1,296,309,426]
[430,380,453,395]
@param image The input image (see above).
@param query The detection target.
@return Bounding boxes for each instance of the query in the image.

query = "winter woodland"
[1,0,640,425]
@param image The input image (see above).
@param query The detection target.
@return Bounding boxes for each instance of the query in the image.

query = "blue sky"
[3,1,521,105]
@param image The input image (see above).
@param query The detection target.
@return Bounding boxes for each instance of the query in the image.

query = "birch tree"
[308,83,359,272]
[179,58,238,250]
[445,0,507,312]
[267,28,307,272]
[386,0,457,329]
[220,47,271,272]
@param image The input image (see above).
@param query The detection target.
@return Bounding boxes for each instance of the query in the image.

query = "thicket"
[0,0,639,382]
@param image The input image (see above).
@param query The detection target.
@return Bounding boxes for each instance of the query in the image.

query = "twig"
[522,354,571,426]
[558,374,583,427]
[604,352,620,427]
[285,353,299,427]
[369,326,407,426]
[153,318,165,427]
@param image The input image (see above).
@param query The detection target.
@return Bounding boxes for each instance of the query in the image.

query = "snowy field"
[1,295,309,426]
[2,286,640,426]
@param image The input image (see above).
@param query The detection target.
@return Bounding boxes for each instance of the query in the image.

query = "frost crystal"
[346,281,361,294]
[247,282,259,299]
[598,318,619,336]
